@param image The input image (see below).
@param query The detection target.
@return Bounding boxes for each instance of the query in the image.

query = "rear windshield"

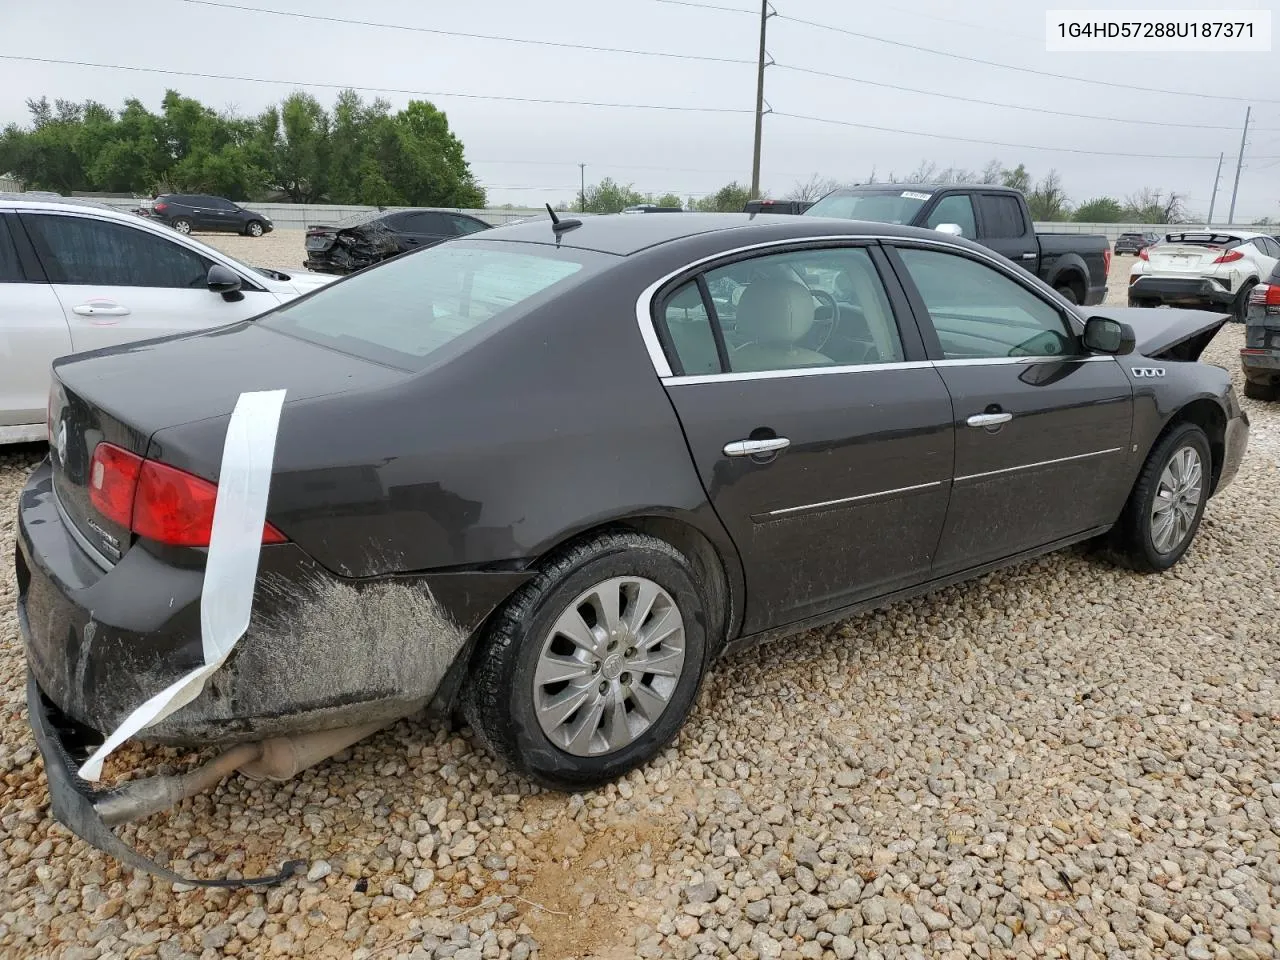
[259,240,599,370]
[804,189,931,224]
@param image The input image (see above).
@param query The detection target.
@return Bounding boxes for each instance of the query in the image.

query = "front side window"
[896,247,1076,360]
[22,214,213,288]
[701,247,904,372]
[260,242,594,370]
[925,195,977,238]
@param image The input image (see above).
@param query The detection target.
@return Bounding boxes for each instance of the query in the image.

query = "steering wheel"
[804,289,839,353]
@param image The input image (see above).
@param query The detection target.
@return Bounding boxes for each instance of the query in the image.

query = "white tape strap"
[79,390,287,783]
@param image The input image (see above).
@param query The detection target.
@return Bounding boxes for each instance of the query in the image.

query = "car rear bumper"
[1129,276,1236,307]
[16,458,530,748]
[1241,348,1280,378]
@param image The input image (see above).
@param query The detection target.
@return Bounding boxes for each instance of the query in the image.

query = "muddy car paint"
[17,213,1248,880]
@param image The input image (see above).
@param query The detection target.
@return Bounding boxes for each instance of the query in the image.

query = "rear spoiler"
[1164,232,1239,245]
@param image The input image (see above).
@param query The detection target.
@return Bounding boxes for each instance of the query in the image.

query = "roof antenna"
[546,202,582,235]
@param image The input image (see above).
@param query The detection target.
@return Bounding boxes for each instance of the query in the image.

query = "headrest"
[735,279,814,344]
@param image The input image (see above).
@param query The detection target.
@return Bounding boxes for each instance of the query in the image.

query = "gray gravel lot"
[0,247,1277,960]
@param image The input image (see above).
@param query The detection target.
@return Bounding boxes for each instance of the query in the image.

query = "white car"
[0,196,335,444]
[1128,229,1280,322]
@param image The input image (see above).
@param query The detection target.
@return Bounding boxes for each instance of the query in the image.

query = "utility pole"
[1227,106,1250,225]
[749,0,773,200]
[579,163,586,213]
[1207,152,1224,225]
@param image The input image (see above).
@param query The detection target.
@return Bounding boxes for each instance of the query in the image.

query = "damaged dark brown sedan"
[302,208,491,274]
[18,213,1248,882]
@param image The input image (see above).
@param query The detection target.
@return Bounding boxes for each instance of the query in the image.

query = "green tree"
[1001,163,1031,193]
[653,192,684,209]
[582,177,646,213]
[1027,170,1070,221]
[695,181,752,212]
[1073,197,1124,223]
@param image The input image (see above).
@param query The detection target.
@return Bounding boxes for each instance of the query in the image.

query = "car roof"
[470,212,953,256]
[0,193,123,214]
[833,183,1022,194]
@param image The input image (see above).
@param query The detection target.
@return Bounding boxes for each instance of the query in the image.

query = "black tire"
[463,531,710,790]
[1128,298,1155,308]
[1231,280,1256,323]
[1107,422,1212,573]
[1243,378,1280,401]
[245,220,265,238]
[1055,283,1081,305]
[171,217,192,235]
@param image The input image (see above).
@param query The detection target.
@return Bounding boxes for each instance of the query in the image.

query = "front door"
[886,243,1135,574]
[17,212,280,355]
[655,243,956,633]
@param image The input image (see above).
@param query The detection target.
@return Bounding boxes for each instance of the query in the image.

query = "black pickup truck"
[804,184,1110,306]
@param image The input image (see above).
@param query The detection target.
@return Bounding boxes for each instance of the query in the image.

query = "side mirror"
[935,223,964,237]
[1083,316,1136,355]
[207,263,242,295]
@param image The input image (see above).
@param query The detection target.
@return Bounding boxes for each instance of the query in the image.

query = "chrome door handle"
[1020,252,1037,260]
[72,303,131,317]
[724,437,791,457]
[966,413,1013,427]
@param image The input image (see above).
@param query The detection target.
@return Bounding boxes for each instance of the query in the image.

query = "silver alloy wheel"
[173,220,191,234]
[248,222,264,237]
[1150,445,1203,553]
[533,576,686,757]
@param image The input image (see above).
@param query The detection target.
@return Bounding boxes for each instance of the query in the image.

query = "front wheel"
[463,532,709,790]
[171,218,192,235]
[1107,422,1212,573]
[245,220,265,238]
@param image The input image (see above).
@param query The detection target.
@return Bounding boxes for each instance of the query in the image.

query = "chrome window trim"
[634,232,1089,380]
[954,446,1125,483]
[661,354,1112,386]
[763,480,945,519]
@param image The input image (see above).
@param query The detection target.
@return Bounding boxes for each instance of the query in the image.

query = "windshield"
[259,241,598,370]
[804,188,932,224]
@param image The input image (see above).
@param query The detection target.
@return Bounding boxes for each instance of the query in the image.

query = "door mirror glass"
[207,263,242,294]
[1083,316,1135,355]
[934,223,964,237]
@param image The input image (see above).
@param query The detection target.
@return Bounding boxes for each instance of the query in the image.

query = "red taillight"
[88,442,285,547]
[1138,248,1149,261]
[1103,247,1112,277]
[153,202,168,212]
[1213,249,1244,264]
[89,444,145,528]
[1267,284,1280,306]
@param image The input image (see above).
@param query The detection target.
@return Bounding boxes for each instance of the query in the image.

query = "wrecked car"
[302,208,491,274]
[20,213,1247,882]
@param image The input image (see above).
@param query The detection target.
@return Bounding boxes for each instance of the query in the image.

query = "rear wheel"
[1107,422,1211,573]
[463,532,709,789]
[171,218,192,235]
[1231,279,1256,323]
[245,220,265,238]
[1243,378,1279,401]
[1055,283,1081,305]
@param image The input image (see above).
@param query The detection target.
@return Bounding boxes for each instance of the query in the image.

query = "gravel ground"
[1,251,1278,960]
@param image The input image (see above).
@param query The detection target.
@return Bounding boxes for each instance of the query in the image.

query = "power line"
[771,111,1280,161]
[773,13,1280,105]
[0,55,754,115]
[772,64,1265,133]
[174,0,754,65]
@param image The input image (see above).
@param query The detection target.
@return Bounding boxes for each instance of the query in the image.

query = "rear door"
[0,212,73,432]
[653,241,955,633]
[17,211,281,354]
[975,193,1039,270]
[886,242,1134,575]
[388,211,454,251]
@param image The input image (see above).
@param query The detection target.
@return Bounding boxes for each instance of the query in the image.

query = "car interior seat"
[731,279,833,372]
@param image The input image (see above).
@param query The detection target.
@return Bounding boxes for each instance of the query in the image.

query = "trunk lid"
[48,321,405,565]
[1085,306,1231,361]
[305,227,337,252]
[1146,233,1241,273]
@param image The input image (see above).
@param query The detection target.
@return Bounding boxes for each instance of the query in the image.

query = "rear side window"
[447,215,489,236]
[391,211,446,233]
[260,242,595,370]
[21,214,213,288]
[0,217,22,282]
[978,195,1026,239]
[661,281,721,376]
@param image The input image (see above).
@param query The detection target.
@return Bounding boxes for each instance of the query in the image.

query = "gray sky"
[2,0,1278,218]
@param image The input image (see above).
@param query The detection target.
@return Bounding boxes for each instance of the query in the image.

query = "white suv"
[1129,230,1280,322]
[0,196,335,444]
